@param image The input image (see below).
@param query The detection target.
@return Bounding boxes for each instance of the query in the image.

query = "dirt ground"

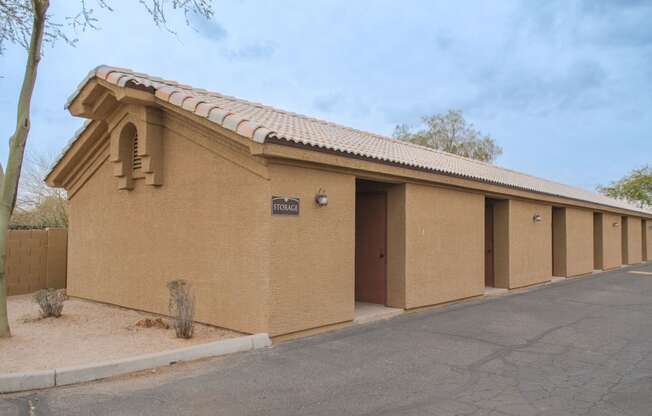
[0,294,238,373]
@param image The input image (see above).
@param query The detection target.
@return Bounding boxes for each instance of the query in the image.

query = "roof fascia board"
[256,141,652,219]
[67,78,107,117]
[94,78,155,109]
[46,120,107,187]
[65,141,110,199]
[53,128,109,191]
[69,78,155,119]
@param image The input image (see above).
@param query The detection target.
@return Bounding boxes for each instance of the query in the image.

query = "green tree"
[598,166,652,209]
[0,0,214,337]
[393,109,503,163]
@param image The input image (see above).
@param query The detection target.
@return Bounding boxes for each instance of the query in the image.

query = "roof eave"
[52,65,652,218]
[258,138,652,218]
[45,119,107,188]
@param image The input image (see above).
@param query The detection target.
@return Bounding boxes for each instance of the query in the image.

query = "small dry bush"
[33,288,67,318]
[134,317,170,329]
[167,279,195,339]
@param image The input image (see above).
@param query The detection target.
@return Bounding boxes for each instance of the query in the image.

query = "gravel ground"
[0,294,237,373]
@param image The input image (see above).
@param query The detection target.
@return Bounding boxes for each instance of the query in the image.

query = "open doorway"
[354,179,403,323]
[622,216,629,265]
[642,220,648,262]
[355,184,387,305]
[485,200,495,288]
[552,207,565,277]
[593,212,603,270]
[485,198,509,292]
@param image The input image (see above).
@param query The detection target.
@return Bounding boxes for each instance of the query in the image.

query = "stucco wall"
[622,216,643,264]
[644,220,651,261]
[46,228,68,290]
[403,183,484,308]
[267,164,355,336]
[386,184,406,308]
[68,122,270,334]
[506,200,552,289]
[553,207,593,277]
[595,212,622,270]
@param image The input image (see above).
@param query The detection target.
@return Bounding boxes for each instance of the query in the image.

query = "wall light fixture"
[315,188,328,207]
[533,214,542,223]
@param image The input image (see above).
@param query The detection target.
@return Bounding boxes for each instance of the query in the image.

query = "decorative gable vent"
[110,106,164,190]
[132,132,142,170]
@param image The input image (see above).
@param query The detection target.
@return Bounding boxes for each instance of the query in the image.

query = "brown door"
[642,221,647,262]
[485,204,495,287]
[355,192,387,304]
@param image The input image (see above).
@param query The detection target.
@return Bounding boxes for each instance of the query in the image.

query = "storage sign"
[272,196,300,216]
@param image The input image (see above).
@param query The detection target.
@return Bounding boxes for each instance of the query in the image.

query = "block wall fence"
[6,228,68,296]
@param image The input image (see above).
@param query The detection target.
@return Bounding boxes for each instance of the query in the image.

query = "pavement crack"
[467,316,591,371]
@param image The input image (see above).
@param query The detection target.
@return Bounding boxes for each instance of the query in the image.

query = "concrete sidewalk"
[3,263,652,415]
[0,334,271,393]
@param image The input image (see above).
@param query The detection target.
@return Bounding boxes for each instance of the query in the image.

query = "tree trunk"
[0,0,49,338]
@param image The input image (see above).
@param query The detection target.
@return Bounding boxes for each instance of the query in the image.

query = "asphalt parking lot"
[3,262,652,415]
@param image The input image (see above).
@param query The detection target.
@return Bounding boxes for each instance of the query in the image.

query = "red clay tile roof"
[63,65,651,215]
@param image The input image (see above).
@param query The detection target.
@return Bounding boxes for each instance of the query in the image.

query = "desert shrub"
[33,288,67,318]
[134,317,169,329]
[167,279,195,339]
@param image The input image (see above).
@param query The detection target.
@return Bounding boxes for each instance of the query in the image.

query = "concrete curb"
[0,370,55,393]
[0,333,271,394]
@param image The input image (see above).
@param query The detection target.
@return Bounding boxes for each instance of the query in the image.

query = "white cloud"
[0,0,650,190]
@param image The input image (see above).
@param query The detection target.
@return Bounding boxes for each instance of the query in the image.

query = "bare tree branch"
[12,151,68,228]
[0,0,215,337]
[0,0,78,54]
[0,0,214,55]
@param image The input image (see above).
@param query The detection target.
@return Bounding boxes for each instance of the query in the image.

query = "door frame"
[484,201,495,287]
[354,188,388,306]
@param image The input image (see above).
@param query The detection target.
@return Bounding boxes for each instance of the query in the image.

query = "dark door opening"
[355,185,387,305]
[484,202,495,287]
[643,220,648,262]
[622,216,628,265]
[593,213,603,270]
[552,207,565,277]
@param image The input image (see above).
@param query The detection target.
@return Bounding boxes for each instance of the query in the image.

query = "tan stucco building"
[47,66,652,338]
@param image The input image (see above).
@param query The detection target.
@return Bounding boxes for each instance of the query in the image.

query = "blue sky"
[0,0,650,191]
